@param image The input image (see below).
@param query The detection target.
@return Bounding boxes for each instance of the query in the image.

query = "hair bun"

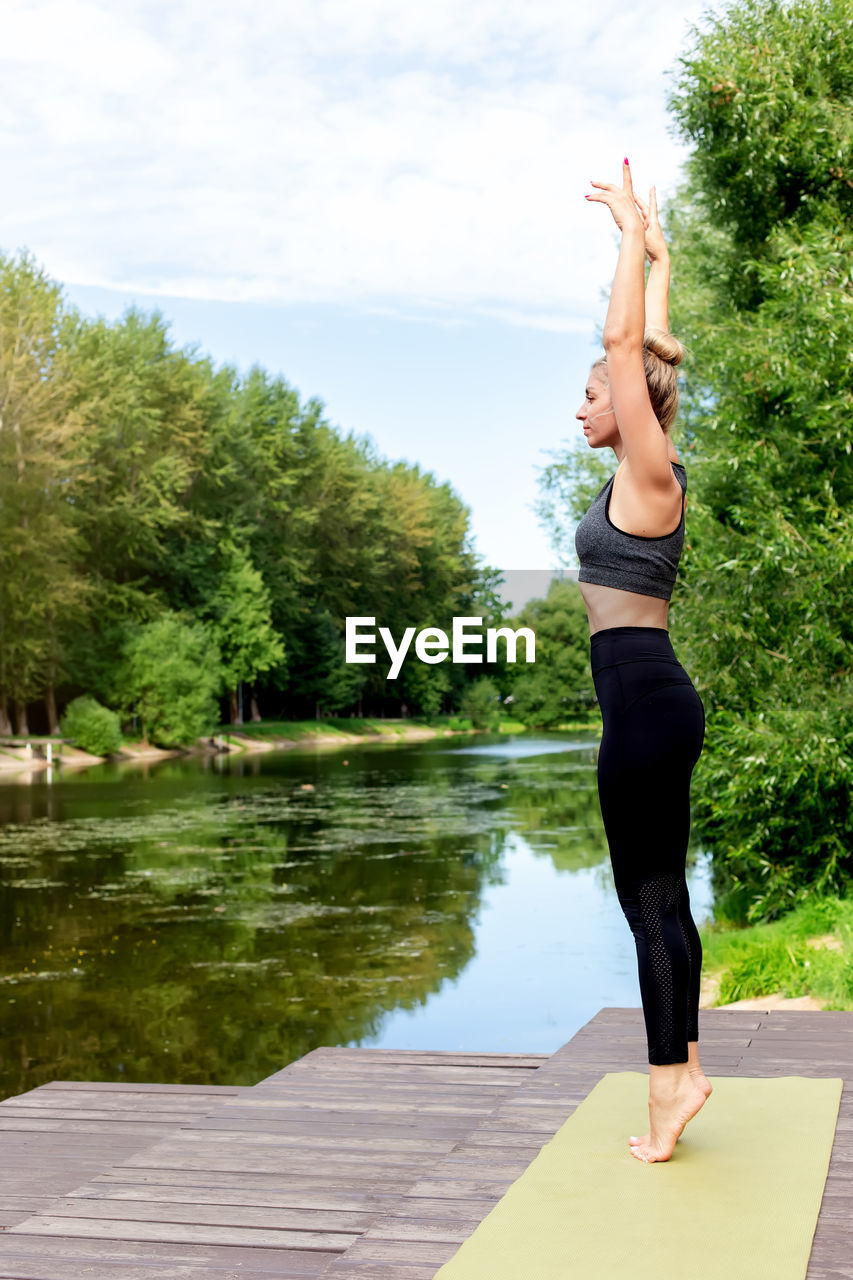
[643,327,685,368]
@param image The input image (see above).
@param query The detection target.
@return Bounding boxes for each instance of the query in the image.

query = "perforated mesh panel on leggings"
[615,872,703,1064]
[591,627,706,1066]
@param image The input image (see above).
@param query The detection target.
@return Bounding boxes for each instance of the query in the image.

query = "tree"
[507,581,595,728]
[180,364,315,661]
[205,543,286,724]
[63,308,217,640]
[0,253,491,734]
[663,0,853,918]
[0,251,86,734]
[119,614,221,748]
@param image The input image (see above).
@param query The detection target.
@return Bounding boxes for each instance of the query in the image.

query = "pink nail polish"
[624,157,629,165]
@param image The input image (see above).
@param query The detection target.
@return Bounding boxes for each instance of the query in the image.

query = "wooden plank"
[10,1217,357,1251]
[119,1133,457,1160]
[443,1128,565,1149]
[1,1089,239,1111]
[404,1178,522,1200]
[565,1032,754,1048]
[87,1169,410,1192]
[315,1268,438,1280]
[0,1235,330,1276]
[231,1084,517,1103]
[37,1081,257,1095]
[321,1238,458,1264]
[590,1007,764,1031]
[362,1217,477,1244]
[0,1106,228,1124]
[0,1088,248,1110]
[116,1152,448,1176]
[168,1098,504,1117]
[273,1061,539,1078]
[264,1049,547,1065]
[64,1183,416,1212]
[187,1117,474,1140]
[23,1199,375,1232]
[232,1080,516,1099]
[0,1265,315,1280]
[816,1195,853,1223]
[0,1119,192,1137]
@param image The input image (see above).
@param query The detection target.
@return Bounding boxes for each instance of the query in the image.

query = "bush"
[60,696,122,756]
[119,613,221,748]
[460,678,502,730]
[694,686,853,924]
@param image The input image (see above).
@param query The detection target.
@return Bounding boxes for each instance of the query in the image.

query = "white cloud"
[0,0,725,327]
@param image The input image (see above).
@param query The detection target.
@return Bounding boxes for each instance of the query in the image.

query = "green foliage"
[0,251,87,725]
[460,677,502,730]
[60,696,122,757]
[701,892,853,1009]
[66,307,216,593]
[401,658,453,720]
[669,0,853,260]
[444,714,474,731]
[534,439,612,560]
[664,0,853,918]
[696,690,852,923]
[286,606,367,718]
[205,542,286,696]
[534,0,853,920]
[507,581,595,728]
[1,251,492,733]
[120,614,221,748]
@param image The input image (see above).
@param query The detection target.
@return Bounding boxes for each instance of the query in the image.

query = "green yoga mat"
[434,1072,843,1280]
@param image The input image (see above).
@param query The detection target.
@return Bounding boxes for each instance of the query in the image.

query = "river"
[0,732,712,1099]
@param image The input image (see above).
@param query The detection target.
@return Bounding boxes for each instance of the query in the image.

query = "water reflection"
[0,732,710,1098]
[444,738,591,758]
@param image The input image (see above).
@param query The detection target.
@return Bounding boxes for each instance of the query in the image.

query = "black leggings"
[590,626,706,1066]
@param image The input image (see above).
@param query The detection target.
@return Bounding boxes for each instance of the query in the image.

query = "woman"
[575,159,711,1163]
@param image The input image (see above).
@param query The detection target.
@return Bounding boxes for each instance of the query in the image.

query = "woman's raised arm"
[585,160,673,488]
[635,185,670,332]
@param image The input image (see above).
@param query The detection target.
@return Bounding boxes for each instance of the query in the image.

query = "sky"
[1,0,726,577]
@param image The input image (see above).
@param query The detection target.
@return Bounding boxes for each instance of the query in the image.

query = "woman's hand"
[634,185,669,263]
[585,159,644,234]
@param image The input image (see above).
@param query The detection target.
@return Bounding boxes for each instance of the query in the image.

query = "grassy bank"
[221,715,601,744]
[223,715,486,742]
[700,895,853,1010]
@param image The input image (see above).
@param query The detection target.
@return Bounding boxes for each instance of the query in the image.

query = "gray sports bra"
[574,462,686,602]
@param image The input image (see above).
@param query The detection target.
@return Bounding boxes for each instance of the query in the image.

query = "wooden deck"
[0,1006,850,1279]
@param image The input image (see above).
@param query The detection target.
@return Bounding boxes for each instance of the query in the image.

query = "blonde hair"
[591,328,686,434]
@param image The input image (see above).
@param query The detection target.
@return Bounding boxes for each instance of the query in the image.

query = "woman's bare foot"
[687,1041,713,1100]
[628,1063,710,1163]
[688,1064,713,1100]
[630,1046,712,1147]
